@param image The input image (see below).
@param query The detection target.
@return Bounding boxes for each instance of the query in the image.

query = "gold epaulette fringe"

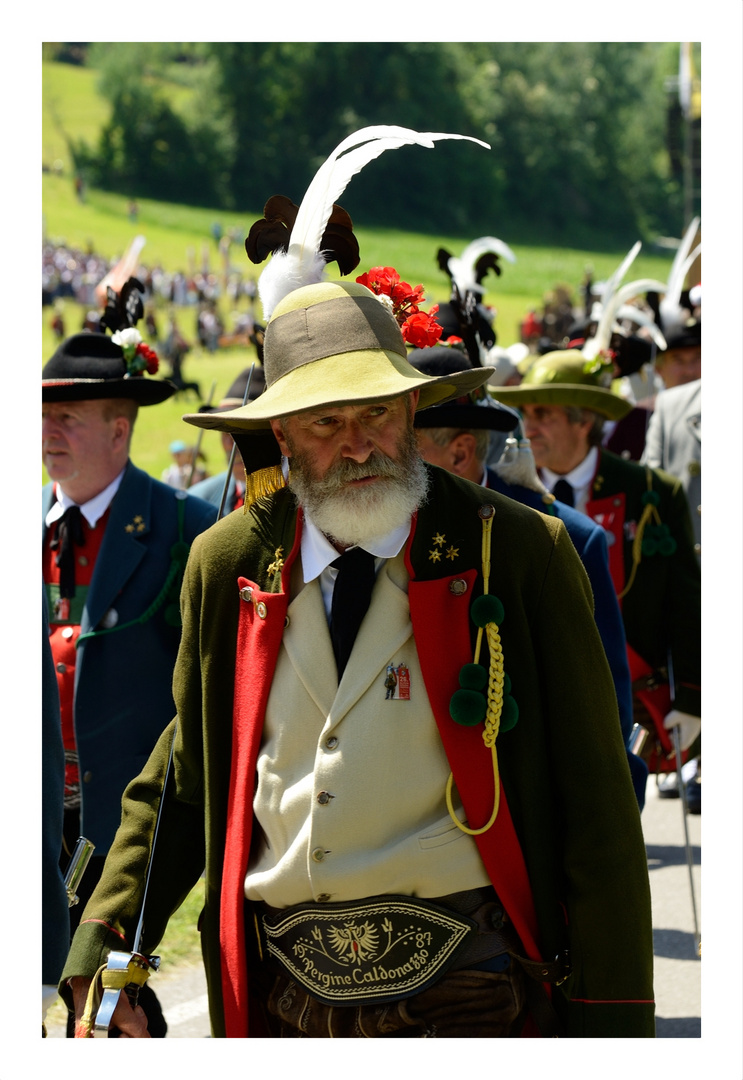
[244,465,287,511]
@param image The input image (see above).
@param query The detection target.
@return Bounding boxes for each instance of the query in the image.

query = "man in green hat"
[492,350,701,785]
[61,282,654,1039]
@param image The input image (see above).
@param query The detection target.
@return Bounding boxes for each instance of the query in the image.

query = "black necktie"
[50,505,85,599]
[330,547,376,679]
[552,479,574,507]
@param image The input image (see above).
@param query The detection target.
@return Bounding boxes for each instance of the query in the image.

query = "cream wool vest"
[244,549,491,908]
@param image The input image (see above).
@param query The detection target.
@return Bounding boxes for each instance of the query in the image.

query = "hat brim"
[490,382,633,420]
[42,377,177,406]
[414,401,520,432]
[183,351,494,433]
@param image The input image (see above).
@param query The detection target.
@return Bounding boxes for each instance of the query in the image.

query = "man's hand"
[663,709,701,752]
[69,976,151,1038]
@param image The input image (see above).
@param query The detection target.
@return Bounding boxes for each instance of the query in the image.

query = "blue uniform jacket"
[42,460,216,853]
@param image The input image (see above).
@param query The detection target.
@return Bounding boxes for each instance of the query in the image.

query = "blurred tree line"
[53,41,696,247]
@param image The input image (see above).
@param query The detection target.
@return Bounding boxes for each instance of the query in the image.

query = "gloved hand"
[663,709,701,751]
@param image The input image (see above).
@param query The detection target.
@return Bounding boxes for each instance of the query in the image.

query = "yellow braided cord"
[618,473,661,600]
[483,622,504,748]
[445,509,502,835]
[78,963,108,1038]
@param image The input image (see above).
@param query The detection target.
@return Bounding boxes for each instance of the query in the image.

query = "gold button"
[478,504,495,520]
[83,771,93,783]
[317,791,334,805]
[311,847,327,863]
[256,601,267,619]
[78,555,88,567]
[316,893,332,903]
[449,579,468,596]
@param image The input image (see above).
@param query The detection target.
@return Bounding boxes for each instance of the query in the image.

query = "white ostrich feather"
[258,126,490,320]
[659,217,700,328]
[445,235,517,297]
[613,304,668,352]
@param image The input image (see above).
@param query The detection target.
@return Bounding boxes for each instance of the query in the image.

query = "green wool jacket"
[61,466,654,1037]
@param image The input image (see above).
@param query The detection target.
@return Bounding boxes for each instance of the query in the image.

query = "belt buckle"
[261,895,477,1006]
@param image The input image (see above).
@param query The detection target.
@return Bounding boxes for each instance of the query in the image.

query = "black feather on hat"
[42,277,177,405]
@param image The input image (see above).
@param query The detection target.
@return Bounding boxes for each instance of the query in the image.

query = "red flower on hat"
[136,342,160,375]
[401,306,444,348]
[356,265,442,346]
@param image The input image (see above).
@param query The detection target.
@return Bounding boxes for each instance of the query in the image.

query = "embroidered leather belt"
[253,887,530,1006]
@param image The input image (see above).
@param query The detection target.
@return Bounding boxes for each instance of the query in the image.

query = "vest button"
[100,608,118,629]
[62,627,74,640]
[78,555,89,567]
[449,579,468,596]
[256,602,267,619]
[325,736,339,750]
[316,893,332,903]
[317,791,334,805]
[311,847,327,863]
[239,586,253,602]
[56,662,67,674]
[83,771,93,783]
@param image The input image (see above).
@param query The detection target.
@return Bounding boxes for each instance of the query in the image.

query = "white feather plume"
[257,126,490,320]
[581,243,641,359]
[445,235,517,297]
[659,216,700,328]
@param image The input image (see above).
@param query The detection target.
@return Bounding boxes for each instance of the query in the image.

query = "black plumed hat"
[408,347,520,433]
[42,332,176,405]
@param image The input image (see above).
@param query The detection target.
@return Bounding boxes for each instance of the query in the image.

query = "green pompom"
[471,594,505,628]
[641,490,660,507]
[499,695,519,732]
[659,537,677,557]
[459,663,488,691]
[641,538,658,557]
[503,672,512,694]
[449,689,487,726]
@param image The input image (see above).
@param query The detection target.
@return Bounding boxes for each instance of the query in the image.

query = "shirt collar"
[300,510,411,584]
[541,445,598,493]
[46,468,126,529]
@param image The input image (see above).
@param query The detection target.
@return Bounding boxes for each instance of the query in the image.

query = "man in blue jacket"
[42,329,215,1036]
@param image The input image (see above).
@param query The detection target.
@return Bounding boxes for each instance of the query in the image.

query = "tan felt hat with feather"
[183,281,494,433]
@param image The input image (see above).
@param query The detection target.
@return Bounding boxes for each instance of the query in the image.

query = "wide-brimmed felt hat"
[407,347,520,432]
[490,350,633,420]
[197,365,267,414]
[42,332,176,405]
[183,281,494,434]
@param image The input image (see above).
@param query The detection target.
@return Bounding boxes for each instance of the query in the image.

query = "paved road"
[45,775,701,1039]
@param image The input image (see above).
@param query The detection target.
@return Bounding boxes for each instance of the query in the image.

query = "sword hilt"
[92,950,160,1037]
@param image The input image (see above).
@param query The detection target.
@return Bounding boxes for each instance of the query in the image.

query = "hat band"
[264,294,406,386]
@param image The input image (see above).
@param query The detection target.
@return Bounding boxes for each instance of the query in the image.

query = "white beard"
[286,431,430,548]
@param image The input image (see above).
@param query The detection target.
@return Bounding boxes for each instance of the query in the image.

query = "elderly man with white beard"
[60,279,654,1040]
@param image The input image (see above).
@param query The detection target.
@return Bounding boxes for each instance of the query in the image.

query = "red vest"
[43,505,110,798]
